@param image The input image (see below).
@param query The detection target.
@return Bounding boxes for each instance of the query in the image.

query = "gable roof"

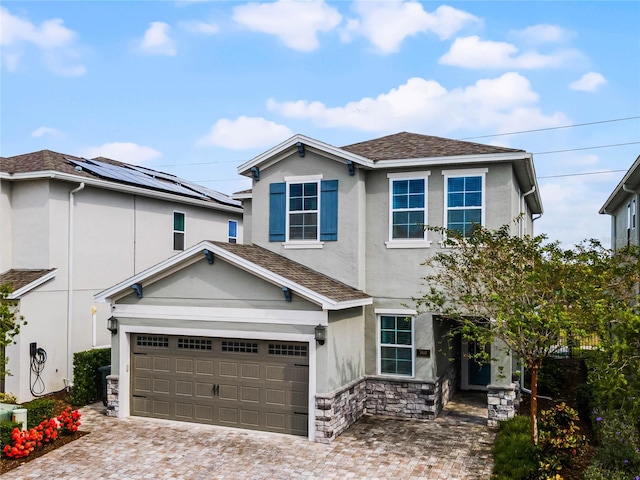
[600,155,640,214]
[341,132,524,161]
[0,268,57,299]
[95,240,371,310]
[1,150,241,211]
[238,132,542,214]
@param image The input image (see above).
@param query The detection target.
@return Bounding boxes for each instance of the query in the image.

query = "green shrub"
[70,347,110,406]
[591,410,640,476]
[492,415,539,479]
[0,420,21,447]
[539,403,586,462]
[21,398,54,429]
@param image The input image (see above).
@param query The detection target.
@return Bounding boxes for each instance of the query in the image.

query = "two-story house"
[0,150,242,402]
[96,132,542,442]
[600,155,640,251]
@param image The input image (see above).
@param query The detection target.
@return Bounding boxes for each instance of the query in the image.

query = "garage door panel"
[240,363,260,379]
[176,358,194,374]
[153,357,171,372]
[219,361,238,377]
[196,360,214,376]
[132,335,309,436]
[176,380,193,396]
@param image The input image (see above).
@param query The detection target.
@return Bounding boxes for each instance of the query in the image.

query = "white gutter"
[7,269,58,300]
[67,182,85,385]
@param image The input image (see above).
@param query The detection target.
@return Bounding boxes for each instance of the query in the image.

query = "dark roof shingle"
[210,242,370,304]
[1,269,56,292]
[341,132,523,161]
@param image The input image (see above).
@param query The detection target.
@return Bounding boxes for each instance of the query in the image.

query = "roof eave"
[599,155,640,214]
[1,171,242,213]
[8,269,58,299]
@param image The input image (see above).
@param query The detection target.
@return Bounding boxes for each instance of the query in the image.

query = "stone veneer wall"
[105,375,119,418]
[487,383,519,426]
[365,363,458,420]
[315,378,367,444]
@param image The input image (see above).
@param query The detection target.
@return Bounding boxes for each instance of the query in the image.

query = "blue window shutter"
[320,180,338,241]
[269,182,286,242]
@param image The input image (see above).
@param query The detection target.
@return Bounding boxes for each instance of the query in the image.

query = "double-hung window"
[386,172,430,248]
[288,181,319,241]
[173,211,185,250]
[378,314,414,376]
[269,176,338,247]
[443,169,487,238]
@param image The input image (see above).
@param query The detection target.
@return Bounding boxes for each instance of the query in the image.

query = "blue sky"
[2,1,639,248]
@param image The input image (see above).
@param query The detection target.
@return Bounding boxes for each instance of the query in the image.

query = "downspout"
[67,182,85,387]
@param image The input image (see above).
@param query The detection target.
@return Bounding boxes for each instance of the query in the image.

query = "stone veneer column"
[315,378,367,443]
[487,383,518,426]
[105,375,119,417]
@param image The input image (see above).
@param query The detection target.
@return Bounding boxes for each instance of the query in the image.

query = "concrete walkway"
[3,392,495,480]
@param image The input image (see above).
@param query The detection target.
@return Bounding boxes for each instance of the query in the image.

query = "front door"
[468,342,491,387]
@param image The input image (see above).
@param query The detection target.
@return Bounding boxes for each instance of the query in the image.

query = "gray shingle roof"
[209,241,370,304]
[1,269,55,292]
[341,132,524,161]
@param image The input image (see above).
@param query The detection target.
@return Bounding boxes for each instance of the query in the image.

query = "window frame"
[385,171,431,249]
[442,168,488,239]
[284,174,324,247]
[228,219,238,244]
[376,310,416,378]
[173,211,186,251]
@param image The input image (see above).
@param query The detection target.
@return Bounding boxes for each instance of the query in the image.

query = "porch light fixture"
[315,324,326,345]
[107,316,118,335]
[296,142,305,157]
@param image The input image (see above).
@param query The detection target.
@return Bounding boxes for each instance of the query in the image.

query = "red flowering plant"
[3,428,39,459]
[57,407,81,434]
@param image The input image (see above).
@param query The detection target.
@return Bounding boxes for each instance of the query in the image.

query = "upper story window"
[378,313,414,377]
[173,211,185,250]
[443,168,487,238]
[288,181,318,241]
[386,172,431,249]
[228,220,238,244]
[269,176,338,248]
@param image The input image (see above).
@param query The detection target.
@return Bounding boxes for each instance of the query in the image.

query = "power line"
[537,169,627,180]
[459,115,640,140]
[534,141,640,155]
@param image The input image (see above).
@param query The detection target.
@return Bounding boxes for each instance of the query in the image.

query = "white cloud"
[139,22,177,56]
[569,72,607,92]
[267,72,567,135]
[31,126,60,138]
[0,7,86,75]
[232,0,341,52]
[343,2,479,53]
[80,143,162,164]
[511,24,570,45]
[440,35,582,69]
[179,20,219,35]
[537,173,617,247]
[197,116,294,150]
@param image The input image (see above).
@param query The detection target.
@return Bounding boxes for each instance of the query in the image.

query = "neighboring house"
[96,132,542,442]
[600,155,640,251]
[0,150,243,402]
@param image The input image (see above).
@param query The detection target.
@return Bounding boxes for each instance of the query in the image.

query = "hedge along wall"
[71,348,111,406]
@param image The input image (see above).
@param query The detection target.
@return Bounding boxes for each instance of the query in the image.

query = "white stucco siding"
[0,180,13,273]
[11,180,51,269]
[316,308,365,393]
[4,290,69,401]
[251,151,366,289]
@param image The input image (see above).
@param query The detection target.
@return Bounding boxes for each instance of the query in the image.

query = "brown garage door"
[131,335,309,436]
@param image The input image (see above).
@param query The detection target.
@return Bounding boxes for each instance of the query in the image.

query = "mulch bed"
[0,390,88,475]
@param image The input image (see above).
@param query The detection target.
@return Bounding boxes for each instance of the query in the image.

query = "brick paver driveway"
[3,392,495,480]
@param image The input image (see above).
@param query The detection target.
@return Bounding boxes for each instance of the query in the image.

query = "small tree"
[1,283,27,378]
[416,222,639,444]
